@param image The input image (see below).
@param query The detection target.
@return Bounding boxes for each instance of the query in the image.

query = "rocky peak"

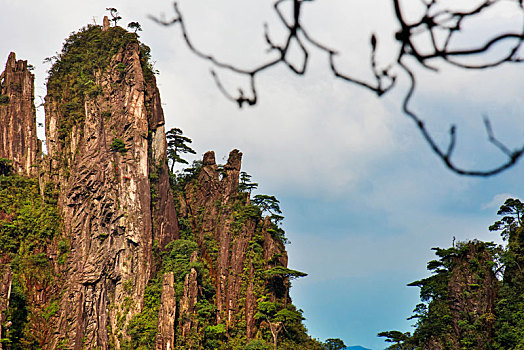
[408,241,499,350]
[174,150,290,344]
[0,21,317,350]
[446,242,497,350]
[222,149,242,197]
[0,52,40,177]
[41,24,178,349]
[103,16,110,31]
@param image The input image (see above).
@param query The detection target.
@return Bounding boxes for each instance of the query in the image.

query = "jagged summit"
[42,22,178,349]
[0,20,320,350]
[0,52,40,177]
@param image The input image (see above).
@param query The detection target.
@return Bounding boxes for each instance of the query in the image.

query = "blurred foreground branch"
[152,0,524,176]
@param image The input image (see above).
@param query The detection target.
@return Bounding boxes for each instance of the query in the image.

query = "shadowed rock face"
[44,37,178,349]
[0,52,40,177]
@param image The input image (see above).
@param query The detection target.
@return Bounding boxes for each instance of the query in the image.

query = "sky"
[1,1,523,349]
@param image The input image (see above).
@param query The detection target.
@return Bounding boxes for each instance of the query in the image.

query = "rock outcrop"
[446,243,497,350]
[0,21,317,350]
[172,150,289,344]
[415,242,498,350]
[0,53,40,177]
[43,27,178,349]
[155,272,176,350]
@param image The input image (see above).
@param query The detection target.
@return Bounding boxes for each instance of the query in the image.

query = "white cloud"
[482,193,518,210]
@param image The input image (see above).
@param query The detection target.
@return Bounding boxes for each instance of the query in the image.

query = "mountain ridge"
[0,18,330,350]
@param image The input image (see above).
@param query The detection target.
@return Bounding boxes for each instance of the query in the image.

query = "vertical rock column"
[447,243,498,350]
[0,52,40,176]
[45,37,178,349]
[178,150,289,340]
[155,272,176,350]
[0,263,12,350]
[146,78,179,249]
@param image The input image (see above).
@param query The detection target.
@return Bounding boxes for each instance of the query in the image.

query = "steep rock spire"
[44,26,178,349]
[0,52,40,176]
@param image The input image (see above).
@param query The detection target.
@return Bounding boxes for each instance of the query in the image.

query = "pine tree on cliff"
[166,127,196,172]
[106,8,122,26]
[239,171,258,194]
[490,198,524,349]
[379,241,499,349]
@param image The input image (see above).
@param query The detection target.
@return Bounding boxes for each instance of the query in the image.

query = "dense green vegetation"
[125,147,329,349]
[380,198,524,350]
[46,23,154,146]
[0,175,60,258]
[124,278,162,349]
[491,199,524,349]
[0,171,61,348]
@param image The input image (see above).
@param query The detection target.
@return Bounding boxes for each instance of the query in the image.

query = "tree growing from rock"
[489,198,524,241]
[166,127,196,172]
[255,301,304,350]
[106,8,122,26]
[253,195,281,216]
[127,21,142,34]
[239,171,258,194]
[322,338,348,350]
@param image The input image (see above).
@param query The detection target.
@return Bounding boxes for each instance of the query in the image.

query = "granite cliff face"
[422,242,497,350]
[43,25,178,349]
[0,20,319,350]
[0,53,40,177]
[386,241,499,350]
[171,150,290,345]
[446,243,497,350]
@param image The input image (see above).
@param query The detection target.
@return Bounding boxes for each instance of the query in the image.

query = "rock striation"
[0,53,40,177]
[43,27,178,349]
[155,272,176,350]
[169,150,290,345]
[0,21,317,350]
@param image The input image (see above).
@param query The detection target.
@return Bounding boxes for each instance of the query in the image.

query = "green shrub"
[110,138,127,154]
[162,240,198,282]
[244,340,271,350]
[0,175,60,255]
[125,278,162,350]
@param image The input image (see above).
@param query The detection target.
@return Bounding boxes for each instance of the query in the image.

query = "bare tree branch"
[393,0,524,175]
[153,0,524,176]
